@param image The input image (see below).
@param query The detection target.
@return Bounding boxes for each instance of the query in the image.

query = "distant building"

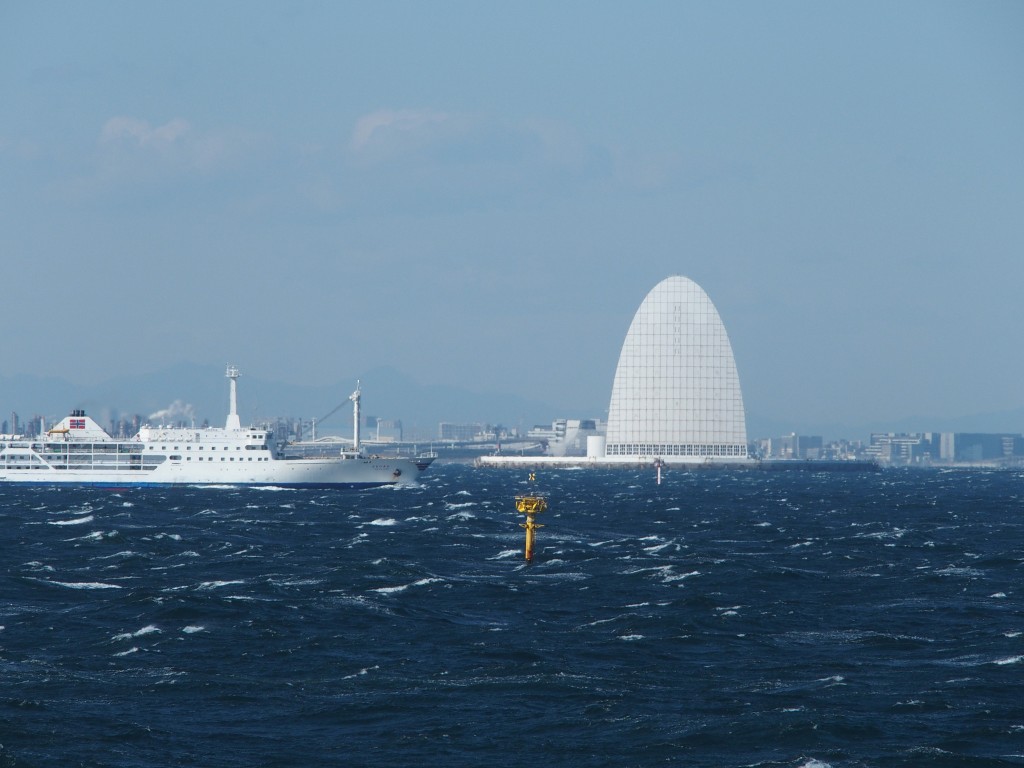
[866,433,942,464]
[941,433,1024,463]
[528,419,605,457]
[375,419,403,442]
[439,422,487,441]
[866,432,1024,465]
[764,433,824,460]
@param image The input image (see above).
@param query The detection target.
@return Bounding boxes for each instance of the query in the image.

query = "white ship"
[0,366,434,489]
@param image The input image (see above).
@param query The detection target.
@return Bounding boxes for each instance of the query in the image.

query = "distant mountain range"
[2,364,1021,442]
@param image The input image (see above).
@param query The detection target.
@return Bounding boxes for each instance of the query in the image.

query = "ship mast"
[350,381,361,453]
[226,364,241,430]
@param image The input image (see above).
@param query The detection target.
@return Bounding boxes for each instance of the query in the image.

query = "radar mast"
[225,365,241,430]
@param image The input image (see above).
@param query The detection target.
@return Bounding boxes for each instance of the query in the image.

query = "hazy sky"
[2,1,1022,431]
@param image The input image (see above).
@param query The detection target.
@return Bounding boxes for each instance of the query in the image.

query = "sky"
[2,1,1023,435]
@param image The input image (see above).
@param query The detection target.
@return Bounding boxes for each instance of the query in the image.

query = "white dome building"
[603,276,749,464]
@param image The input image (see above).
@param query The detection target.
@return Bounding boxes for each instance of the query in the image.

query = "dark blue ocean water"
[2,465,1023,767]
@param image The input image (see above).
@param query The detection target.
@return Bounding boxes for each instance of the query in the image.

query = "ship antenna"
[225,364,242,430]
[349,380,361,453]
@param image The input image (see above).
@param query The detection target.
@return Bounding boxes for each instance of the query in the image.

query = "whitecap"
[367,518,398,526]
[993,655,1024,666]
[197,580,246,590]
[343,665,380,680]
[114,647,139,657]
[991,592,1007,598]
[643,542,675,553]
[445,501,475,510]
[857,529,906,540]
[816,675,846,685]
[112,625,161,641]
[48,580,122,590]
[181,625,205,634]
[372,577,443,595]
[50,515,94,526]
[936,566,983,577]
[489,549,521,560]
[95,550,136,560]
[618,634,644,641]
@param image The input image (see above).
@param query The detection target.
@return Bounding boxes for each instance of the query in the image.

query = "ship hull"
[0,455,429,489]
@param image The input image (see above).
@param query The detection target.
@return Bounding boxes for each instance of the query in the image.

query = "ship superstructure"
[0,366,433,489]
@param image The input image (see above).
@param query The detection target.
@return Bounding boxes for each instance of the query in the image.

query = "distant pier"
[476,455,879,472]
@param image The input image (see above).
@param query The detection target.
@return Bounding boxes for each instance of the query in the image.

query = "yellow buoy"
[515,494,547,562]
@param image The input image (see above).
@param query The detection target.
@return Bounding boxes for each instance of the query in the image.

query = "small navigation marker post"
[654,457,664,485]
[515,473,547,562]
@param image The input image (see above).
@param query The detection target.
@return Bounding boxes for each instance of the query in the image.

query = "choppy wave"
[2,466,1023,767]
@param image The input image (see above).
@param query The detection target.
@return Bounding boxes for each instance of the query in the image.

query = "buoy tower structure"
[515,473,547,562]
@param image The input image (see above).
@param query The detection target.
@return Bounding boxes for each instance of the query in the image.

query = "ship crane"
[310,381,363,451]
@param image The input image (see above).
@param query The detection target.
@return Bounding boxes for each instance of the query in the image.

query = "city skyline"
[4,358,1024,446]
[2,2,1023,434]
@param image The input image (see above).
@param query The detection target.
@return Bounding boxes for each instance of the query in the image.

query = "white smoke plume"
[148,400,197,425]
